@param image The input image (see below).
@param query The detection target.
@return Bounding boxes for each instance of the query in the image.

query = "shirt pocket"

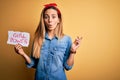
[50,42,67,72]
[56,41,67,52]
[39,44,48,72]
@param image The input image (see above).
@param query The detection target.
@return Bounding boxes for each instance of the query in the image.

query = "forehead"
[44,9,58,15]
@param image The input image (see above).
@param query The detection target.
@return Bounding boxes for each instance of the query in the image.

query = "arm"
[67,36,82,66]
[14,44,31,64]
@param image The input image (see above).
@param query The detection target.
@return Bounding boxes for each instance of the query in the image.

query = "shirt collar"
[45,33,58,40]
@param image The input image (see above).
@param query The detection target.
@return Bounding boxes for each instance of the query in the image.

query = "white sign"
[7,31,30,47]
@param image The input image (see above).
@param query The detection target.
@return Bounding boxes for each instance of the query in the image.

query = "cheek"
[44,20,49,25]
[44,19,47,23]
[54,19,59,24]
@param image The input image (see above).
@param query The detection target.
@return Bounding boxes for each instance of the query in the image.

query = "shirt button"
[48,58,50,60]
[54,47,57,51]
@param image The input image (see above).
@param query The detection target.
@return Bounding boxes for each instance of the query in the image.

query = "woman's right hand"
[14,44,25,56]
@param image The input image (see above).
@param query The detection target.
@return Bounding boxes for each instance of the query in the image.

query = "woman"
[14,3,82,80]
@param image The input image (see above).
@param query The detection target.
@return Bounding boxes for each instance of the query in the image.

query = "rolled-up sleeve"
[63,36,73,70]
[25,43,38,68]
[26,56,38,68]
[26,57,38,68]
[64,61,73,70]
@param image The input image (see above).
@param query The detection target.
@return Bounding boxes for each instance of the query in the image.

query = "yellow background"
[0,0,120,80]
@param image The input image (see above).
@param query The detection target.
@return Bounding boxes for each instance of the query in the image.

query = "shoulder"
[61,35,72,43]
[63,34,71,39]
[62,35,72,48]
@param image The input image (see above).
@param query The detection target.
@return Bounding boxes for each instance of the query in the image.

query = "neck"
[47,30,55,39]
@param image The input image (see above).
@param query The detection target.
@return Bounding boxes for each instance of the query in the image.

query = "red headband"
[44,3,61,14]
[44,3,57,8]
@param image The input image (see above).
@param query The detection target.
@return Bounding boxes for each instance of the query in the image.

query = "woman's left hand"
[70,36,83,54]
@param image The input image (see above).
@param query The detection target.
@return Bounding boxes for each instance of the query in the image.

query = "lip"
[47,24,52,26]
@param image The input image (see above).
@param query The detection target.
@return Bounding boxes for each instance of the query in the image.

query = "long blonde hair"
[32,6,64,59]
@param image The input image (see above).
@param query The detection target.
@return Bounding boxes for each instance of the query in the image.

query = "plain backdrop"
[0,0,120,80]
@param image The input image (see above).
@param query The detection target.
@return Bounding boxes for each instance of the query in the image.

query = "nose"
[48,17,52,23]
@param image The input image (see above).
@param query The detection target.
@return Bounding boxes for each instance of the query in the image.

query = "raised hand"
[70,36,83,54]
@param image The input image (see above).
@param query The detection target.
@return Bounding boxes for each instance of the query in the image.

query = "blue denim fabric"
[26,33,73,80]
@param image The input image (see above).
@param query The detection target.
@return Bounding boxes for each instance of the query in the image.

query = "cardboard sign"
[7,31,30,47]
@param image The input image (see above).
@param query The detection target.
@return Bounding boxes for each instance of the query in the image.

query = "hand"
[70,36,82,53]
[14,44,25,56]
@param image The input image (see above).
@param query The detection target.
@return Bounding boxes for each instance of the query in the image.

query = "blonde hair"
[32,6,64,59]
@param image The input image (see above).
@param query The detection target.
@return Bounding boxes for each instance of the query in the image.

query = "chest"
[42,39,68,50]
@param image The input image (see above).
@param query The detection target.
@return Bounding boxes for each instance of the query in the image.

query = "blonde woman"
[14,3,82,80]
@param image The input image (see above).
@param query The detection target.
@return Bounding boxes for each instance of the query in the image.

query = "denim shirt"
[26,33,73,80]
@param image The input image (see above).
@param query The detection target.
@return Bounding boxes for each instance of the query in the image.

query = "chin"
[47,28,55,31]
[48,27,56,30]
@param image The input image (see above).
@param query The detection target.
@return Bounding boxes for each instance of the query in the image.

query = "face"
[44,9,59,31]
